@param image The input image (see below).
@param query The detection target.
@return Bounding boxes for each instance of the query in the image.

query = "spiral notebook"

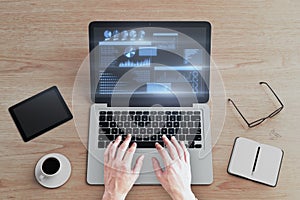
[227,137,284,187]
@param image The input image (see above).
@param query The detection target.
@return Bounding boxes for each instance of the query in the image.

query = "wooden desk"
[1,1,299,199]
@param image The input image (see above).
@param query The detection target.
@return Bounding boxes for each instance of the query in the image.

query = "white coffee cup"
[35,153,71,188]
[38,155,61,182]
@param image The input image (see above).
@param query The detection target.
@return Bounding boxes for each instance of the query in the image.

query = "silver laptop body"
[87,21,213,185]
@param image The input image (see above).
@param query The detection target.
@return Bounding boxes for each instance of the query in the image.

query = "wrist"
[171,189,196,200]
[102,190,127,200]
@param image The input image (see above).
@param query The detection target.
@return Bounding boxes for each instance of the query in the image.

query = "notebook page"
[252,143,283,186]
[228,137,259,178]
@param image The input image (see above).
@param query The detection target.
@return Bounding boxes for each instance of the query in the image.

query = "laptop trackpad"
[133,149,164,184]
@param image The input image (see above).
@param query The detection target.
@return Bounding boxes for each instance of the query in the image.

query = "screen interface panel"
[89,22,211,106]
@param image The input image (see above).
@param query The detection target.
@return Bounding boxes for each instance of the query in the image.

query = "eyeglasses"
[228,82,284,128]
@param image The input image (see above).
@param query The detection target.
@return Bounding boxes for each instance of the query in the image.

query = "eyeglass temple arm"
[228,98,251,126]
[259,82,284,108]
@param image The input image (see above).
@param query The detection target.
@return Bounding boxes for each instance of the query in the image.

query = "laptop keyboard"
[98,110,203,149]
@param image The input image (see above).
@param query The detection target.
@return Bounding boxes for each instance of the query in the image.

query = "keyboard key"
[121,111,128,115]
[125,128,132,134]
[161,128,167,134]
[156,116,162,121]
[170,115,176,121]
[131,122,137,127]
[143,111,149,115]
[186,135,197,141]
[179,134,185,141]
[113,115,119,121]
[166,122,172,127]
[129,111,135,115]
[111,128,118,134]
[172,111,178,115]
[136,142,156,148]
[163,115,169,121]
[188,122,193,127]
[121,115,127,121]
[138,122,144,127]
[150,134,157,141]
[124,122,130,127]
[136,111,142,115]
[147,128,153,134]
[165,111,171,115]
[140,128,146,134]
[110,122,116,127]
[99,128,110,134]
[98,141,105,148]
[158,111,164,115]
[180,122,187,127]
[182,128,188,134]
[159,122,165,128]
[133,128,139,134]
[150,111,157,115]
[117,122,123,127]
[136,135,143,141]
[143,135,150,141]
[145,122,151,128]
[187,111,193,115]
[194,111,201,114]
[98,134,107,141]
[119,128,125,134]
[184,116,190,121]
[142,115,148,121]
[154,128,160,134]
[99,116,106,121]
[152,122,158,127]
[107,111,113,115]
[135,115,141,121]
[157,134,163,141]
[190,128,201,134]
[107,115,113,121]
[177,116,182,121]
[194,122,201,127]
[114,111,120,115]
[191,115,201,121]
[149,116,155,121]
[173,122,179,127]
[99,122,109,127]
[168,128,174,134]
[99,111,106,115]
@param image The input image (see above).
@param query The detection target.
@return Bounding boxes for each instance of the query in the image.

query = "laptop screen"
[89,22,211,106]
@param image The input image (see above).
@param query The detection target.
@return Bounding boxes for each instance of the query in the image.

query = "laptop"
[87,21,213,185]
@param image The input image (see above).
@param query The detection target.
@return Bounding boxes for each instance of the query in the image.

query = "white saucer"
[35,153,71,189]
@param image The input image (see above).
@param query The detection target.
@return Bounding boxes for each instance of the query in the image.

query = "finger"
[110,136,122,160]
[155,142,171,166]
[104,141,113,163]
[180,141,190,164]
[133,155,144,174]
[115,134,132,161]
[123,142,137,164]
[163,135,178,160]
[171,136,184,160]
[151,157,163,181]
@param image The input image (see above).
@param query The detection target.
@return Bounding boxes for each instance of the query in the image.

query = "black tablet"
[8,86,73,142]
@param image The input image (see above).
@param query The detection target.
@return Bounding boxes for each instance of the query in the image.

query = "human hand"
[152,135,196,200]
[102,134,144,200]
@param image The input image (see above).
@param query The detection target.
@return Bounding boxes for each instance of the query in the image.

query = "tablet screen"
[9,86,73,142]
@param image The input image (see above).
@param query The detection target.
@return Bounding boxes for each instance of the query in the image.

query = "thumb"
[133,155,144,174]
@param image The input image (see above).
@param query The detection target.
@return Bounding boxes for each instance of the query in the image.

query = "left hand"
[102,134,144,200]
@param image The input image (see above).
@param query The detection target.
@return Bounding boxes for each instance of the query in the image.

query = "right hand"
[152,135,196,200]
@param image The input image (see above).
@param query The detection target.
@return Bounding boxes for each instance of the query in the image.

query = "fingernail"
[171,136,175,140]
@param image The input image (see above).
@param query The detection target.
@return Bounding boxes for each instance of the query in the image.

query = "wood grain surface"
[0,0,299,199]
